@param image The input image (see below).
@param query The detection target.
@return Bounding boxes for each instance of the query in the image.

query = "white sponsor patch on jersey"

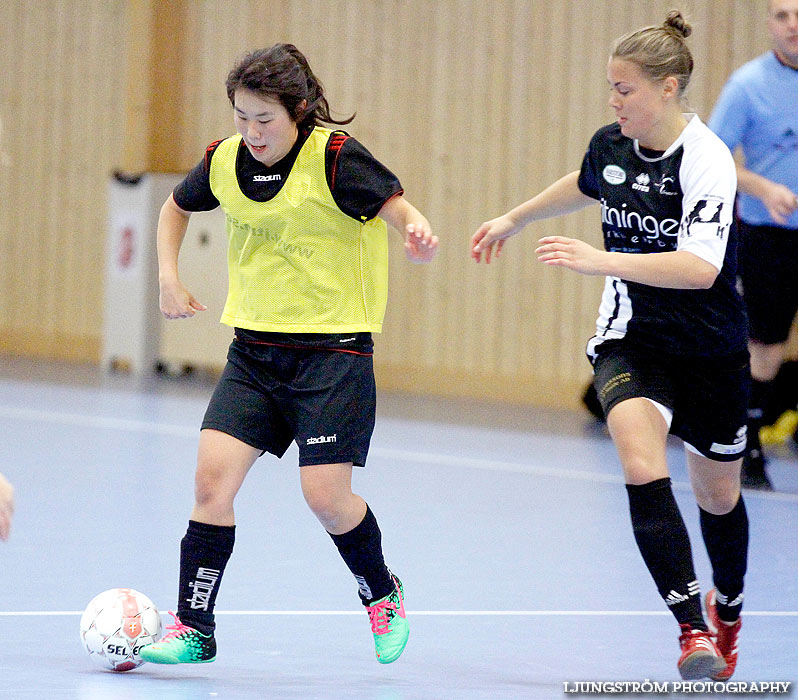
[603,164,626,185]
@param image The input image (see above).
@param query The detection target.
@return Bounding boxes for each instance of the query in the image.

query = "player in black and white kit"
[472,11,748,682]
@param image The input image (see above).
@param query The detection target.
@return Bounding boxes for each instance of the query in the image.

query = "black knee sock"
[747,378,772,456]
[626,478,705,630]
[176,520,235,634]
[328,504,393,605]
[700,496,748,623]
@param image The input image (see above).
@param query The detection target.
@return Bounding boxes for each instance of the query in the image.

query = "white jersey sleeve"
[676,119,737,272]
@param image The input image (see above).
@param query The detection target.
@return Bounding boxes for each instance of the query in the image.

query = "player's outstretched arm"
[0,472,14,542]
[157,194,208,320]
[536,238,718,289]
[471,171,594,263]
[378,195,439,263]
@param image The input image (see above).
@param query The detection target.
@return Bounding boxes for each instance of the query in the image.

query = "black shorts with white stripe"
[591,339,750,462]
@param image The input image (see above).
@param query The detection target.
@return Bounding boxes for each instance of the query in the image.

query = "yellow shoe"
[761,410,798,445]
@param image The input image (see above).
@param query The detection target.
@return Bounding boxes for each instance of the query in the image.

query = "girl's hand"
[471,215,518,263]
[404,222,439,263]
[536,236,608,275]
[0,472,14,542]
[159,279,207,319]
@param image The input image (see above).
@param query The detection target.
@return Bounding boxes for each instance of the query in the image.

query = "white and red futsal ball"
[79,588,162,671]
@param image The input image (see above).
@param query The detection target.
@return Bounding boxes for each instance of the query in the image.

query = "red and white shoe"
[705,588,741,681]
[677,624,727,680]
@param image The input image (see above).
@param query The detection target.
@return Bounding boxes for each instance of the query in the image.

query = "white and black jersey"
[578,115,747,357]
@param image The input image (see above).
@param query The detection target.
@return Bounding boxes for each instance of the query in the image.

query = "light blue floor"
[0,359,796,699]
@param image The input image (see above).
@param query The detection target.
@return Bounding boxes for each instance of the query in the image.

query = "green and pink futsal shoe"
[366,575,409,664]
[139,611,216,664]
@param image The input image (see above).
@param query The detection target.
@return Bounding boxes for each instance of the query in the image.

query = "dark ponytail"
[225,44,354,127]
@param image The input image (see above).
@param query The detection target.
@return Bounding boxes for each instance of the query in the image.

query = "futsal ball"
[79,588,162,672]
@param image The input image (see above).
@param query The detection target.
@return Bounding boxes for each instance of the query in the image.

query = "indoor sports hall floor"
[0,357,796,699]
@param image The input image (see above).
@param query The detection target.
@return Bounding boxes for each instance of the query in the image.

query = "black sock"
[626,478,705,630]
[176,520,235,634]
[328,504,393,605]
[747,378,772,456]
[700,496,748,623]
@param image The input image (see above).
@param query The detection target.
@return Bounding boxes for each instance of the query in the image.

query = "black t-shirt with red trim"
[173,125,403,222]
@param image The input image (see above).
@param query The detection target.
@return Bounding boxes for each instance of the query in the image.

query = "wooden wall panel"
[0,0,126,360]
[0,1,775,406]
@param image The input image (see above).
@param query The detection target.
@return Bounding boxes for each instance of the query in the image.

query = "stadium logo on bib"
[602,165,626,185]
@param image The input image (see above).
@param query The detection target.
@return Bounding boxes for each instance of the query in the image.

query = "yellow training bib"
[209,128,389,333]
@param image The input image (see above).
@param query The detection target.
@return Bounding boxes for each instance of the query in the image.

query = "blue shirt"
[708,51,798,229]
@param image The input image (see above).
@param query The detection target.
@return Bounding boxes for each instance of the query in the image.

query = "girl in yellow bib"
[141,44,437,667]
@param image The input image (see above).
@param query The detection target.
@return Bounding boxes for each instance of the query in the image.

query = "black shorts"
[202,331,376,467]
[739,220,798,344]
[591,340,750,462]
